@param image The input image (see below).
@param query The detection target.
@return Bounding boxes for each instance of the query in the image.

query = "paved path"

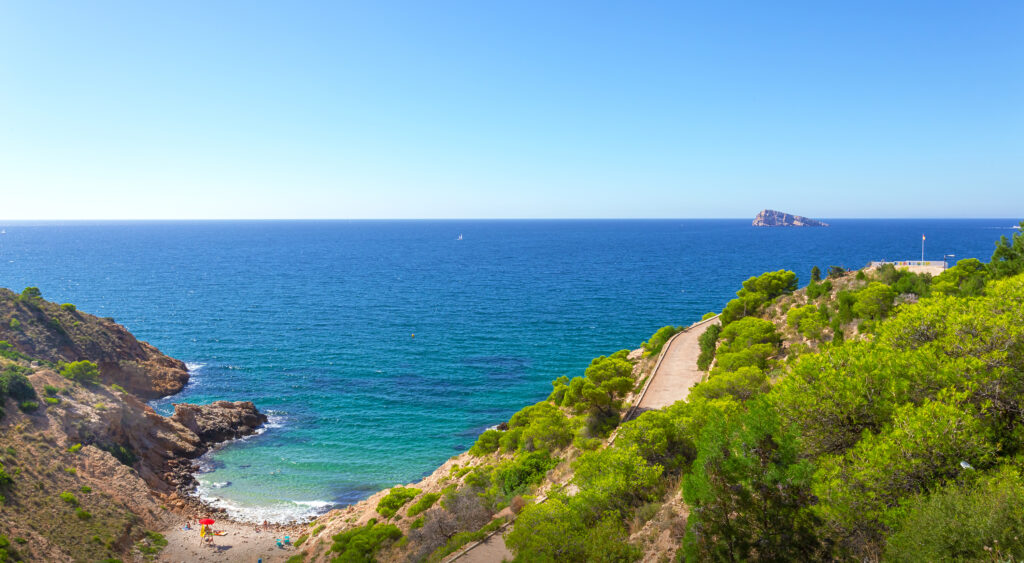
[636,317,720,410]
[446,316,719,563]
[454,530,515,563]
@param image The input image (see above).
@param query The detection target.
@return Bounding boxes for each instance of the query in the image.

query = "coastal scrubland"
[289,222,1024,562]
[3,223,1022,562]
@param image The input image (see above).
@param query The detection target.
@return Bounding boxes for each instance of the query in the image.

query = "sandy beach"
[158,519,308,563]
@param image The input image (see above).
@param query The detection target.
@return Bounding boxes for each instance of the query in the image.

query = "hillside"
[0,288,267,562]
[0,288,188,399]
[286,223,1024,563]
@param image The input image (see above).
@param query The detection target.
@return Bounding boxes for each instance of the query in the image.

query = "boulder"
[171,400,268,444]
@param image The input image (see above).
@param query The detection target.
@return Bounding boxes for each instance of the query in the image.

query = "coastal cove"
[0,219,1015,522]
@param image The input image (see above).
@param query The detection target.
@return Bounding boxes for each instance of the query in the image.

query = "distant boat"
[457,234,463,240]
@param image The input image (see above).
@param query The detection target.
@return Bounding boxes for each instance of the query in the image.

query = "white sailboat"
[457,234,463,240]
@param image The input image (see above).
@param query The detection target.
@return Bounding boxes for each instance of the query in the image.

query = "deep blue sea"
[0,219,1016,521]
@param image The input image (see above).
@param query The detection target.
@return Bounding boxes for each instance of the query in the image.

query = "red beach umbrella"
[199,518,215,526]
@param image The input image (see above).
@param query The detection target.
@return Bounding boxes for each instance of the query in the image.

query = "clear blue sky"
[1,1,1021,219]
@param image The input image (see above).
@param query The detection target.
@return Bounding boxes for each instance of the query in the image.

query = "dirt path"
[636,317,719,410]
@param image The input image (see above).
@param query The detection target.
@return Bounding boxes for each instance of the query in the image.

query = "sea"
[0,219,1017,522]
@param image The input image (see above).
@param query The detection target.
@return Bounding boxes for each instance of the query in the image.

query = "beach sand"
[158,519,307,563]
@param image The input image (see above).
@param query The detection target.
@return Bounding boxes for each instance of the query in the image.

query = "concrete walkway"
[453,531,514,563]
[636,317,720,411]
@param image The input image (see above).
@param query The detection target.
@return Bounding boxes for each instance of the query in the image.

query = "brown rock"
[171,401,269,443]
[0,288,190,399]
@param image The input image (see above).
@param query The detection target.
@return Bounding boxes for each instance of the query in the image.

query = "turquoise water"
[0,219,1015,521]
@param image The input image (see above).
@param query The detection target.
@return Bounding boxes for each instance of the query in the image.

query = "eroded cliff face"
[752,209,829,227]
[0,287,190,399]
[0,288,267,561]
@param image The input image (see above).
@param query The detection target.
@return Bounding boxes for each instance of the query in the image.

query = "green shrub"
[43,384,59,396]
[507,500,638,562]
[932,258,988,296]
[311,523,325,536]
[376,487,421,518]
[59,491,78,505]
[690,366,769,403]
[61,303,76,312]
[285,555,305,563]
[68,443,82,453]
[110,383,127,393]
[468,429,502,456]
[786,304,827,339]
[721,270,798,325]
[886,465,1024,562]
[75,508,92,520]
[0,463,14,487]
[701,311,717,321]
[8,318,20,331]
[19,286,42,305]
[406,492,441,517]
[18,401,38,413]
[989,221,1024,278]
[852,282,897,320]
[292,534,308,548]
[136,531,167,556]
[411,516,425,529]
[643,326,681,357]
[60,360,101,385]
[81,485,92,493]
[696,323,721,371]
[489,451,558,500]
[714,317,780,371]
[43,397,59,405]
[806,279,833,299]
[1,370,36,401]
[329,520,402,560]
[64,467,76,475]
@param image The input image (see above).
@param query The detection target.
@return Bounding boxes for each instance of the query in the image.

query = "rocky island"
[752,208,829,227]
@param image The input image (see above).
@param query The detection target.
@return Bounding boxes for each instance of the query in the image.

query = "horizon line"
[0,217,1021,223]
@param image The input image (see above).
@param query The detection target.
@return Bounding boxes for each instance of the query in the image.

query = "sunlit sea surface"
[0,219,1015,521]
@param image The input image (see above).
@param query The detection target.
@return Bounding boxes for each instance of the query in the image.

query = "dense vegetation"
[503,222,1024,561]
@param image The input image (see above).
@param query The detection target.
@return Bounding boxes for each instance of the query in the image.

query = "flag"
[922,234,926,241]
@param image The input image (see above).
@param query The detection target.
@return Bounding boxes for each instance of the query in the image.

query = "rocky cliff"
[0,288,267,561]
[752,209,829,227]
[0,287,189,399]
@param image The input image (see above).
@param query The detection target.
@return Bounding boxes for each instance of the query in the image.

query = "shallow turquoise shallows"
[0,219,1013,521]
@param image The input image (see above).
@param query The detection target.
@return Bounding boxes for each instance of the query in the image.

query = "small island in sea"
[753,209,830,227]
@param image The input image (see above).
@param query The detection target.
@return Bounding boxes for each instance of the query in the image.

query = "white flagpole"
[921,234,925,262]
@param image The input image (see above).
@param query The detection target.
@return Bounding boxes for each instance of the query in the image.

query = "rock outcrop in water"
[172,400,268,443]
[752,209,829,227]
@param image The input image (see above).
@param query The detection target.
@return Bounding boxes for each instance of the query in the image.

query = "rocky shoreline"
[0,287,285,560]
[160,401,269,511]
